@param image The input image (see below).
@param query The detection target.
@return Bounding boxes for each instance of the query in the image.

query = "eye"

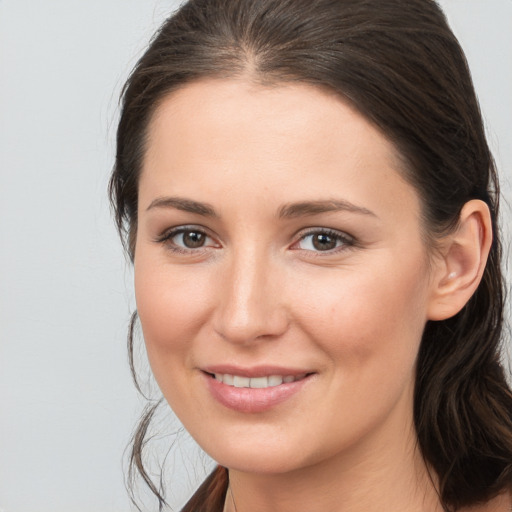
[155,226,219,253]
[175,230,208,249]
[293,228,355,253]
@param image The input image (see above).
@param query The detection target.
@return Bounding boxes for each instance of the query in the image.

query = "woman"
[109,0,512,510]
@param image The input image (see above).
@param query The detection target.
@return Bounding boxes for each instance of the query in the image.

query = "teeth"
[250,376,268,388]
[268,375,283,387]
[233,376,250,388]
[223,374,234,386]
[212,373,304,388]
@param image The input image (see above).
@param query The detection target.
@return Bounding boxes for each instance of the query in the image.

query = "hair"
[109,0,512,510]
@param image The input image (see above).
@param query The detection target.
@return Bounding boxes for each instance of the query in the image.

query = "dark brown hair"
[109,0,512,510]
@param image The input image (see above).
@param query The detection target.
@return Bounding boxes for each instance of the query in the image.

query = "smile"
[203,370,314,413]
[212,373,308,388]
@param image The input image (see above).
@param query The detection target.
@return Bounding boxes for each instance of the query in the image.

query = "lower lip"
[203,373,313,413]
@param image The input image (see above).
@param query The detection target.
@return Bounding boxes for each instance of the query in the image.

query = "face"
[135,79,437,475]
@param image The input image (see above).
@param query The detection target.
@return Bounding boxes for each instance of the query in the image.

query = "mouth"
[201,368,315,413]
[205,372,310,389]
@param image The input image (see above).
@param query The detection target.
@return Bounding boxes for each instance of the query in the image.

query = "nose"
[212,248,289,345]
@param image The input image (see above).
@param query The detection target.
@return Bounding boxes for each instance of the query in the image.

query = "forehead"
[146,79,398,165]
[140,78,420,225]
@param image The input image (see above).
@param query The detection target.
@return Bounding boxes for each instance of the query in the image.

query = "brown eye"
[295,229,354,253]
[311,233,337,251]
[178,230,207,248]
[156,225,221,254]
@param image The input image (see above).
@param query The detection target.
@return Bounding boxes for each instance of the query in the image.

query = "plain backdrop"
[0,1,511,511]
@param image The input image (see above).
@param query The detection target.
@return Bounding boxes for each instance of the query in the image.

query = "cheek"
[134,256,211,370]
[293,257,429,373]
[133,260,218,420]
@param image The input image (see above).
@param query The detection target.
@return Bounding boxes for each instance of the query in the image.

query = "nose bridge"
[214,244,288,344]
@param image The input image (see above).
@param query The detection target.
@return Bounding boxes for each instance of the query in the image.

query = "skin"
[134,79,500,512]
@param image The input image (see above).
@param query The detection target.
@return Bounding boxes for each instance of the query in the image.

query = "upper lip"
[201,365,314,378]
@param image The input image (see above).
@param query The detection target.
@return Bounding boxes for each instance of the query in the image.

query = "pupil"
[183,231,205,248]
[312,233,336,251]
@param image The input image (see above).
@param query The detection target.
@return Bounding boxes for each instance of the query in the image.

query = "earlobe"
[427,200,493,321]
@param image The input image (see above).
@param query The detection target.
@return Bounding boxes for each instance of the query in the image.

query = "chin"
[195,424,337,477]
[212,447,308,475]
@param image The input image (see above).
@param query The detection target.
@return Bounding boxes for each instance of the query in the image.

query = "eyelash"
[154,226,217,254]
[292,228,356,255]
[155,226,356,255]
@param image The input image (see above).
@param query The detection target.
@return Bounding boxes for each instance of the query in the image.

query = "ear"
[427,200,493,321]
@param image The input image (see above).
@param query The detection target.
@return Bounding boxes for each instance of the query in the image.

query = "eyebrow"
[146,196,218,217]
[278,199,377,219]
[145,196,376,219]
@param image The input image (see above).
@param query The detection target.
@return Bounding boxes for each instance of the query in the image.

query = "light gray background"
[0,1,511,511]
